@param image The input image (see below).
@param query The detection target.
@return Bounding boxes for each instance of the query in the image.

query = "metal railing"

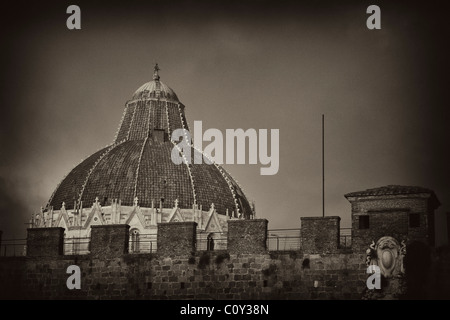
[1,226,353,257]
[129,234,157,253]
[197,232,227,251]
[0,239,27,257]
[197,238,228,251]
[266,227,353,251]
[340,228,352,248]
[268,229,301,251]
[64,237,90,255]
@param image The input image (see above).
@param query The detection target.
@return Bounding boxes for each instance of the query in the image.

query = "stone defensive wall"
[0,218,449,299]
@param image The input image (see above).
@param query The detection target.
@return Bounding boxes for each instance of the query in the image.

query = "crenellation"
[2,185,448,299]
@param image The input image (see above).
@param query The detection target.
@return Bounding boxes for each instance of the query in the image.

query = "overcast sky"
[0,0,449,244]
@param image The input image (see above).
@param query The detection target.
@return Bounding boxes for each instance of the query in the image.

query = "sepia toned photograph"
[0,0,449,308]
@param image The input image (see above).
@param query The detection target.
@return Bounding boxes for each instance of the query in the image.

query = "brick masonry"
[227,219,267,254]
[91,224,130,258]
[157,222,197,257]
[301,217,340,254]
[347,196,434,252]
[26,227,64,257]
[353,211,409,253]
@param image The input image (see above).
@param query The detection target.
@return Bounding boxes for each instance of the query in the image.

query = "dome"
[47,64,252,218]
[131,64,178,102]
[132,80,179,102]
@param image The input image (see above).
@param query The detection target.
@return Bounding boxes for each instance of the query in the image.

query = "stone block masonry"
[0,220,369,300]
[1,219,449,299]
[26,227,64,257]
[0,251,369,300]
[1,248,443,300]
[1,185,446,299]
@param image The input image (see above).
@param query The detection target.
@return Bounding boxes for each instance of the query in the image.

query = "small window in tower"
[409,213,420,228]
[359,215,369,229]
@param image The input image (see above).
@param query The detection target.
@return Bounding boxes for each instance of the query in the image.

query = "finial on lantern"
[153,63,160,81]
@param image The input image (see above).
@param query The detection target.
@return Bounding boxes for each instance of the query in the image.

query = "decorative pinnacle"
[153,63,160,81]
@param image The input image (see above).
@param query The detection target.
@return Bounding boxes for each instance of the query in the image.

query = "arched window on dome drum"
[130,229,140,253]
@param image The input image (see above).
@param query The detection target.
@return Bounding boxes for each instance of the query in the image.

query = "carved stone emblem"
[366,236,406,278]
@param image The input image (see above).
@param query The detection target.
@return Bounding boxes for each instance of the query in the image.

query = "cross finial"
[134,196,139,206]
[95,196,99,204]
[174,198,179,208]
[62,202,66,209]
[210,203,215,210]
[153,63,160,81]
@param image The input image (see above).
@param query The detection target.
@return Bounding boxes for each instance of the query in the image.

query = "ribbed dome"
[47,64,252,218]
[131,63,178,102]
[132,80,179,102]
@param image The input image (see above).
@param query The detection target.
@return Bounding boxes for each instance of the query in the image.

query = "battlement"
[24,219,271,258]
[1,185,447,300]
[20,185,441,258]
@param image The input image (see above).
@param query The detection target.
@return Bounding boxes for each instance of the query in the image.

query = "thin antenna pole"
[322,114,325,218]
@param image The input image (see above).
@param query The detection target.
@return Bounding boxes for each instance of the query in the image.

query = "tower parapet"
[345,185,440,252]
